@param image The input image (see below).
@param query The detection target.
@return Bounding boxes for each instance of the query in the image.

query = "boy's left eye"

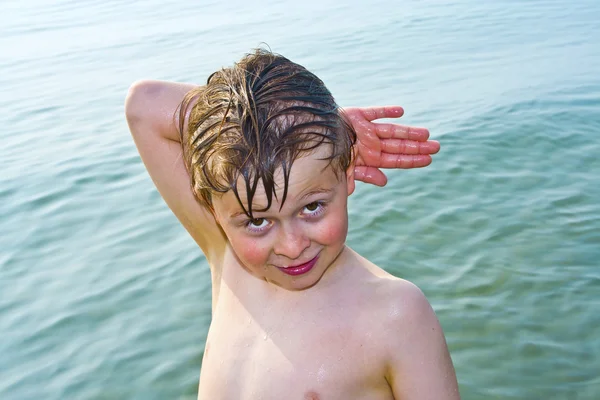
[302,201,325,216]
[305,202,319,211]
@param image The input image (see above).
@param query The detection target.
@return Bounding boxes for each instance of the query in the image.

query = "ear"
[346,164,355,196]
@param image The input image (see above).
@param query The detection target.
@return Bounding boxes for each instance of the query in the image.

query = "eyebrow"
[299,187,334,201]
[228,187,334,219]
[229,207,263,219]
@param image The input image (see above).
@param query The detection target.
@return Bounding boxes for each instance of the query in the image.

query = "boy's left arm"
[384,282,460,400]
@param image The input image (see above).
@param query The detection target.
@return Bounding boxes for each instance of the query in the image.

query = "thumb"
[354,167,388,187]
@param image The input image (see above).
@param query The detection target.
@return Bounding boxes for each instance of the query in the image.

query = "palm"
[343,106,440,186]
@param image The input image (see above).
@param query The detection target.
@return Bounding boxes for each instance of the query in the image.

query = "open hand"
[343,106,440,186]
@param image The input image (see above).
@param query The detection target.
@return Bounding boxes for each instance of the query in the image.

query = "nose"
[273,222,310,261]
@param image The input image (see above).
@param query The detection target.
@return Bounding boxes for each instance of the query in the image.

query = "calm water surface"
[1,0,599,399]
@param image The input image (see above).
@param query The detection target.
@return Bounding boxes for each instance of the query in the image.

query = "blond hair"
[178,49,356,217]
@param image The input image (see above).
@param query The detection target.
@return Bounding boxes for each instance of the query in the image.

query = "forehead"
[215,146,341,216]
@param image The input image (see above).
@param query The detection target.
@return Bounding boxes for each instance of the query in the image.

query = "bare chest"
[197,301,392,400]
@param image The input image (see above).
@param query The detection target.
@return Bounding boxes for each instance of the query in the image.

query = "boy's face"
[212,145,355,291]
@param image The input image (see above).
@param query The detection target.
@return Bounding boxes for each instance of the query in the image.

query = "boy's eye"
[249,218,267,228]
[305,202,319,212]
[244,217,271,234]
[302,201,326,216]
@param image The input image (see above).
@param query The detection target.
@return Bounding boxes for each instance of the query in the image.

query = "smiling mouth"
[276,255,319,276]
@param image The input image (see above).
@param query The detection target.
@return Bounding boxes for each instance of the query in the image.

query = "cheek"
[316,212,348,244]
[232,236,271,266]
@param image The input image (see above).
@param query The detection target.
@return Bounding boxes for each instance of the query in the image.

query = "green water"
[1,0,599,398]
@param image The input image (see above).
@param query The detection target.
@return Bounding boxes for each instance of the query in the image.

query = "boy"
[125,49,459,399]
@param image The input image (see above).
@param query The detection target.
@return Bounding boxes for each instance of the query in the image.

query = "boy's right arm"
[125,80,227,263]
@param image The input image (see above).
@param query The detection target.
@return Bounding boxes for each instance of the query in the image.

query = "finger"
[371,123,430,141]
[358,106,405,122]
[381,139,440,155]
[354,166,388,186]
[379,154,433,169]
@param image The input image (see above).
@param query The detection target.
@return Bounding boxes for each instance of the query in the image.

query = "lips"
[276,255,319,276]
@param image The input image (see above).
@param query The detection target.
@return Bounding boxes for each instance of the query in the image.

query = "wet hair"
[178,48,356,218]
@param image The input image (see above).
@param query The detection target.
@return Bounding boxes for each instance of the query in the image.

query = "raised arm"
[124,80,227,263]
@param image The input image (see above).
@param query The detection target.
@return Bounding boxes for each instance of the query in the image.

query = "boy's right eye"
[246,218,270,232]
[249,218,266,227]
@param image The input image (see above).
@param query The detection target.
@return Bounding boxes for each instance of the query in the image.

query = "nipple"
[304,391,320,400]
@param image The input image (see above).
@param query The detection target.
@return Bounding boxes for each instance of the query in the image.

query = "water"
[1,0,599,398]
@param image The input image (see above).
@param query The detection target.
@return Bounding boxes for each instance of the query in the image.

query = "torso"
[198,246,399,400]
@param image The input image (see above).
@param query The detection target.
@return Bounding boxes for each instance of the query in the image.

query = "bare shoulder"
[368,276,460,399]
[380,278,435,325]
[345,252,434,325]
[361,274,437,337]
